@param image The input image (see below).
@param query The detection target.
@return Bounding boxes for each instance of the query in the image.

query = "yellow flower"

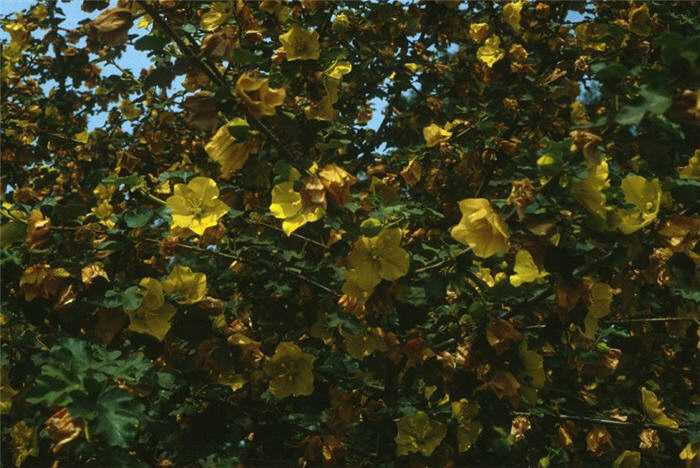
[640,387,678,429]
[1,366,17,414]
[205,123,259,179]
[10,421,38,467]
[305,61,352,121]
[119,99,141,120]
[679,149,700,179]
[346,228,410,291]
[583,281,613,339]
[279,25,320,61]
[236,73,286,118]
[400,157,422,186]
[201,2,234,31]
[304,96,336,121]
[91,199,117,229]
[451,198,510,258]
[477,35,506,68]
[571,158,610,222]
[341,269,373,307]
[162,265,207,304]
[510,249,548,287]
[614,175,661,234]
[469,22,490,43]
[502,2,524,32]
[519,342,545,389]
[125,278,176,340]
[628,4,653,37]
[342,327,387,360]
[166,177,229,235]
[270,168,326,236]
[570,101,590,125]
[263,342,315,399]
[509,43,528,62]
[20,263,70,302]
[323,60,352,103]
[575,23,608,52]
[451,399,482,452]
[423,124,452,148]
[395,411,447,457]
[613,450,641,468]
[680,443,700,468]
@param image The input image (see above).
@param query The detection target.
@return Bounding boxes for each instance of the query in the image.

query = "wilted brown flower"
[184,92,219,132]
[586,425,613,456]
[639,428,660,453]
[507,178,536,220]
[25,209,50,249]
[45,408,82,452]
[20,263,71,301]
[486,318,523,354]
[91,8,133,46]
[510,415,531,442]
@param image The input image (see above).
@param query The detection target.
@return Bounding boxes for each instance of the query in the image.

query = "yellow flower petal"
[451,198,509,258]
[640,387,678,429]
[201,2,233,31]
[510,249,548,287]
[628,4,653,37]
[166,177,229,235]
[279,25,320,61]
[614,175,661,234]
[10,421,38,467]
[346,228,409,291]
[125,278,176,341]
[162,265,207,304]
[395,411,446,457]
[679,150,700,179]
[502,2,524,32]
[477,35,505,68]
[423,124,452,148]
[205,124,256,178]
[571,158,610,222]
[263,342,315,399]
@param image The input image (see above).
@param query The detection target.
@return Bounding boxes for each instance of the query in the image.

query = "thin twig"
[512,411,690,431]
[139,2,295,161]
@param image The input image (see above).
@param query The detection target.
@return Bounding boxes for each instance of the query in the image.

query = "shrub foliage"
[1,1,699,466]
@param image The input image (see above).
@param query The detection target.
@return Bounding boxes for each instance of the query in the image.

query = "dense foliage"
[1,1,699,466]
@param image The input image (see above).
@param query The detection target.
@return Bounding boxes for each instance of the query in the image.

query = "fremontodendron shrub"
[1,1,699,467]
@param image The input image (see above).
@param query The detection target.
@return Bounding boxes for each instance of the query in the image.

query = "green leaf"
[0,221,26,249]
[615,104,647,125]
[226,117,250,140]
[673,287,700,302]
[640,86,672,114]
[232,48,263,64]
[158,170,195,183]
[181,23,197,34]
[101,174,140,186]
[124,207,153,228]
[143,66,175,89]
[93,386,145,448]
[615,86,672,125]
[121,286,144,311]
[133,34,170,52]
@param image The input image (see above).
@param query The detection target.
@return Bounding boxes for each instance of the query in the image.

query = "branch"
[50,224,340,297]
[523,316,699,330]
[139,2,295,161]
[511,411,691,431]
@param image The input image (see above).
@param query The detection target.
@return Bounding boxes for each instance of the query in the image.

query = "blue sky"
[3,2,588,136]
